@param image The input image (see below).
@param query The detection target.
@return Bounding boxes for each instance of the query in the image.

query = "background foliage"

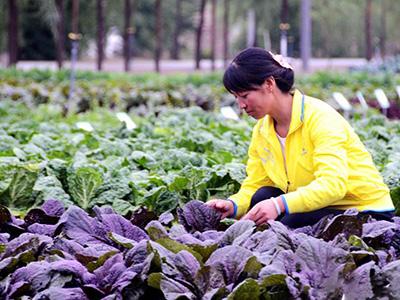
[2,0,400,60]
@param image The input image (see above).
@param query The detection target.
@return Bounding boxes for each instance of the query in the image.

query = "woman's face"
[234,84,273,119]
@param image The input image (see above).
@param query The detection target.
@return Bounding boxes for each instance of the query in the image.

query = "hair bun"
[268,51,293,70]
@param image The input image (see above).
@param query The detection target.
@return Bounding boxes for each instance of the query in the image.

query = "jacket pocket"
[297,156,313,174]
[295,156,315,186]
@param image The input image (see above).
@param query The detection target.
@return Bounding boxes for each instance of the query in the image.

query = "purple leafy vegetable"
[177,200,222,233]
[32,287,88,300]
[206,245,254,288]
[41,199,65,217]
[98,213,148,243]
[130,207,157,229]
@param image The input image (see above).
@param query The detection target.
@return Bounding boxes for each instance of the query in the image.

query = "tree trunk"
[223,0,229,68]
[96,0,105,71]
[195,0,207,70]
[280,0,289,29]
[55,0,65,69]
[300,0,311,71]
[66,0,80,116]
[380,0,386,58]
[7,0,18,66]
[365,0,372,61]
[280,0,289,56]
[210,0,216,70]
[171,0,182,60]
[155,0,162,72]
[247,9,256,47]
[71,0,79,36]
[124,0,134,71]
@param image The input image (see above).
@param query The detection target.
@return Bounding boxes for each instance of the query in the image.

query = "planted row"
[352,114,400,211]
[0,102,250,215]
[0,101,399,215]
[0,79,230,114]
[1,199,400,299]
[1,69,400,115]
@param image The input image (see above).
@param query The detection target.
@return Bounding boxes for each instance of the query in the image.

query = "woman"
[207,47,395,228]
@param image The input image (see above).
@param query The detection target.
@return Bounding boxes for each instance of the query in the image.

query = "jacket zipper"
[279,93,305,193]
[284,163,290,193]
[278,135,290,193]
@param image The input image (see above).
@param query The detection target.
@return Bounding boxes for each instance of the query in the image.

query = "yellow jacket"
[229,89,394,217]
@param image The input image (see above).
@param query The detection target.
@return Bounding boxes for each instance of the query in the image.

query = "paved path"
[4,57,368,74]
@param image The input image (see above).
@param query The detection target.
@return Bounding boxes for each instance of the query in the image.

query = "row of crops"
[2,198,400,299]
[0,101,251,217]
[1,69,400,117]
[1,99,399,216]
[1,68,400,299]
[352,54,400,74]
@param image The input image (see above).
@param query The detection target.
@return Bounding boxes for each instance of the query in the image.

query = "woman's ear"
[263,77,275,93]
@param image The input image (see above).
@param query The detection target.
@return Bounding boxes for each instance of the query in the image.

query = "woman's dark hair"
[223,47,294,94]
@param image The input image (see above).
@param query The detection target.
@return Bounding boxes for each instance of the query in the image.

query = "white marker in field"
[332,92,352,119]
[220,106,240,120]
[355,91,369,118]
[396,86,400,99]
[76,122,94,132]
[356,91,369,111]
[116,112,137,130]
[374,89,390,116]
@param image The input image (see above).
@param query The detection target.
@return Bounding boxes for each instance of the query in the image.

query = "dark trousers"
[250,186,394,228]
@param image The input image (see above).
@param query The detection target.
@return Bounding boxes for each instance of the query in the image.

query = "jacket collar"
[259,89,305,139]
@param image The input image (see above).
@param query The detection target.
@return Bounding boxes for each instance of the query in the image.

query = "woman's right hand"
[206,199,235,219]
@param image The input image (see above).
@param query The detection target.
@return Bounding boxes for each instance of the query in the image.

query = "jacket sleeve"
[283,112,349,214]
[229,125,274,217]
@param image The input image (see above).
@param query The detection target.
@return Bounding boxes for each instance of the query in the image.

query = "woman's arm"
[228,125,274,218]
[242,195,285,225]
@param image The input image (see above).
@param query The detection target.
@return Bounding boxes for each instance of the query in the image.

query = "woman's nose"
[237,98,247,109]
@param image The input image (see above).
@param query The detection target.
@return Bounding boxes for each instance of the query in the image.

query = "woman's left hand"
[241,198,280,225]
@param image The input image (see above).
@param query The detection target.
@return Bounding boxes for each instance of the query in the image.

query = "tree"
[311,0,363,57]
[7,0,18,66]
[223,0,229,67]
[96,0,105,70]
[71,0,79,38]
[280,0,289,56]
[20,1,56,60]
[155,0,162,72]
[365,0,372,60]
[124,0,134,71]
[195,0,207,69]
[55,0,65,69]
[0,3,6,53]
[246,9,256,47]
[380,0,386,57]
[230,0,280,53]
[67,0,80,113]
[171,0,182,59]
[300,0,311,70]
[210,0,216,70]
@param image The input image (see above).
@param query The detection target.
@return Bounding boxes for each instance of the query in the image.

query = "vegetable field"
[0,101,250,217]
[2,198,400,299]
[0,100,399,217]
[1,69,400,118]
[0,70,400,299]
